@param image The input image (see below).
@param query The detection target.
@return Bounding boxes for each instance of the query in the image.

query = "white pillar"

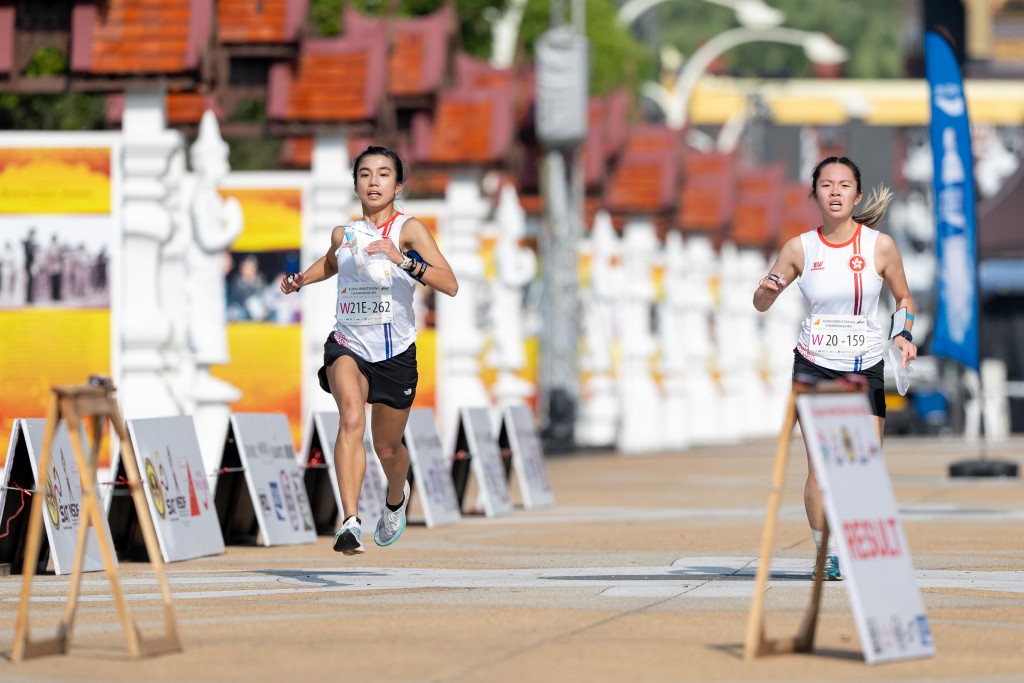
[119,89,182,419]
[489,183,537,407]
[576,210,620,448]
[160,145,192,415]
[761,249,806,435]
[680,234,722,445]
[186,111,245,470]
[304,134,355,424]
[437,172,491,450]
[616,217,663,454]
[658,230,691,450]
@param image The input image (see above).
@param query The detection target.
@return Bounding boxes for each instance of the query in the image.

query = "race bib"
[808,314,868,357]
[337,284,393,325]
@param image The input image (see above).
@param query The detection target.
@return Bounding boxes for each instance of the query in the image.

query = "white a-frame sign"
[215,413,316,546]
[299,411,388,534]
[497,404,554,509]
[404,408,461,528]
[797,392,935,664]
[452,407,512,518]
[121,417,225,563]
[0,419,115,575]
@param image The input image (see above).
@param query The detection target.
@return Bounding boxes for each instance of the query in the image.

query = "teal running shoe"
[813,554,843,581]
[374,481,410,547]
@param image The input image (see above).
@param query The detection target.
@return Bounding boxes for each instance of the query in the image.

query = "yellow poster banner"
[0,148,112,214]
[219,189,302,251]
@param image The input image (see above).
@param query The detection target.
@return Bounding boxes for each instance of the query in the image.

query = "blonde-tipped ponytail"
[853,184,893,228]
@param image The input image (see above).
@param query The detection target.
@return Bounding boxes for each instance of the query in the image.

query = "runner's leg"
[327,356,370,520]
[370,403,412,506]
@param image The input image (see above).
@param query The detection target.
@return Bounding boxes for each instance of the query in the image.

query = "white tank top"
[796,224,884,372]
[333,213,418,362]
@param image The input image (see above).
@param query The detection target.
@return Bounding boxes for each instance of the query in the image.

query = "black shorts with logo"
[792,349,886,418]
[319,334,418,410]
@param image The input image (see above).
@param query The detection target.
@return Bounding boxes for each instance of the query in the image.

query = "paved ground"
[0,435,1022,683]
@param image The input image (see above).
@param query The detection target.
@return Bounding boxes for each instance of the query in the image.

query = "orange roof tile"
[729,165,785,248]
[281,137,313,168]
[606,149,678,215]
[344,5,453,99]
[267,37,386,123]
[623,124,681,155]
[778,182,821,247]
[677,152,735,233]
[411,86,514,165]
[219,0,307,44]
[71,0,211,74]
[106,90,222,126]
[582,91,630,188]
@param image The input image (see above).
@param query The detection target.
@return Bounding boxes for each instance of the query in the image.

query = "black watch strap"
[896,329,913,343]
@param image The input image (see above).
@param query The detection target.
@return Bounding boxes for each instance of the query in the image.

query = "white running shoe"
[374,481,410,547]
[333,516,364,555]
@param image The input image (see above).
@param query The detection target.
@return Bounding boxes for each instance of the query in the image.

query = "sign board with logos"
[451,407,512,518]
[404,408,461,528]
[797,392,935,664]
[0,419,115,574]
[497,405,554,509]
[214,414,316,546]
[123,417,225,563]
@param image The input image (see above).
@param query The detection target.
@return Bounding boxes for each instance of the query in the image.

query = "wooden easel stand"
[12,383,182,661]
[743,380,860,660]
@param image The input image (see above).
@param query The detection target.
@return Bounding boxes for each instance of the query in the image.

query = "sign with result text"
[797,393,935,664]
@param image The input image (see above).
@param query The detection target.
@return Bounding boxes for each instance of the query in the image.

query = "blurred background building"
[1,0,1022,458]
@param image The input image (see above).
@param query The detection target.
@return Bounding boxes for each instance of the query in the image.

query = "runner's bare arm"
[754,236,804,312]
[280,226,345,294]
[875,233,917,359]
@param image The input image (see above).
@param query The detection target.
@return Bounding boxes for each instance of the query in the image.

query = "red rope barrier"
[0,482,32,540]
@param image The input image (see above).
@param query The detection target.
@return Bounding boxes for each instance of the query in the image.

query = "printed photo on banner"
[225,250,301,324]
[0,218,110,310]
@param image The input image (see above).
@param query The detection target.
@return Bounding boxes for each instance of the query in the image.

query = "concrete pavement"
[0,435,1022,682]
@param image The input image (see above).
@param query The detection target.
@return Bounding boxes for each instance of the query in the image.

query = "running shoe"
[813,554,843,581]
[333,516,364,555]
[374,481,410,547]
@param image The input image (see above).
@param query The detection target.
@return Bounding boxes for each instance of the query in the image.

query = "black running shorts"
[319,334,418,410]
[792,349,886,418]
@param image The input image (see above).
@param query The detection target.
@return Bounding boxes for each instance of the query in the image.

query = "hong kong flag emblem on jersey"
[849,254,866,272]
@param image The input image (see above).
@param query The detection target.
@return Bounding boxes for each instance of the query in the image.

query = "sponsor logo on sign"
[45,467,60,527]
[146,457,166,518]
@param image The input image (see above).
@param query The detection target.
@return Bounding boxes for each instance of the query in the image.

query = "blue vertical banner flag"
[925,31,980,372]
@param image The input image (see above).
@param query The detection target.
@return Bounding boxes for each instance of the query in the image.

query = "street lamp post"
[644,26,848,129]
[618,0,784,30]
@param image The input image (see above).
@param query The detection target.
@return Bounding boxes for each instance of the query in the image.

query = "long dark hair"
[809,156,892,228]
[352,145,406,186]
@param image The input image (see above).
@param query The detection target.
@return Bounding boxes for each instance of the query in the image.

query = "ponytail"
[853,184,893,229]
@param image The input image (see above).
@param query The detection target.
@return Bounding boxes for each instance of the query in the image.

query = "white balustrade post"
[575,210,620,448]
[616,218,663,453]
[717,246,769,438]
[438,172,491,449]
[160,145,192,414]
[187,111,244,470]
[489,183,537,407]
[658,230,691,450]
[305,135,355,422]
[119,89,182,419]
[680,234,722,445]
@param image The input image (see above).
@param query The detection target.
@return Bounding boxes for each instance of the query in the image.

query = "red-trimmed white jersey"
[796,224,884,372]
[333,213,418,362]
